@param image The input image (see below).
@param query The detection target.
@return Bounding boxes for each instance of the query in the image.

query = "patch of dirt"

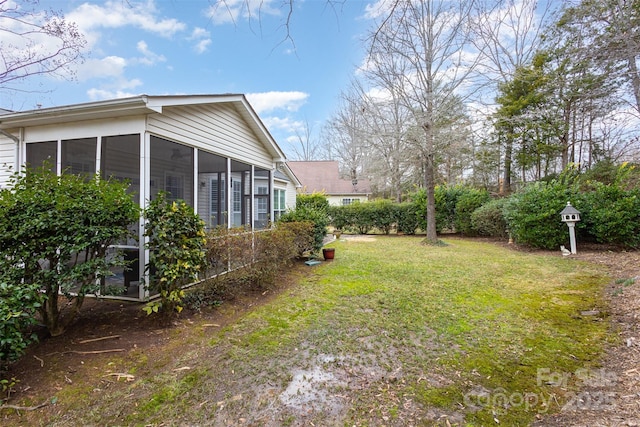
[1,240,640,426]
[533,247,640,427]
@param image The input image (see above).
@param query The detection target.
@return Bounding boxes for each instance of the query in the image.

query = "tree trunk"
[424,152,438,244]
[628,56,640,114]
[502,135,512,194]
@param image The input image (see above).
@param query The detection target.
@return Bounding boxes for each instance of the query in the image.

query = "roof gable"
[0,94,286,162]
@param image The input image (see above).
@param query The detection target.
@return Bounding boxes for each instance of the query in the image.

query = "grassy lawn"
[8,236,612,426]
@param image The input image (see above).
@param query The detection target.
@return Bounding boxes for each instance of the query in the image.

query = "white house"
[0,94,300,300]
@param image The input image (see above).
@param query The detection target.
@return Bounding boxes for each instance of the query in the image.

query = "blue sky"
[2,0,375,158]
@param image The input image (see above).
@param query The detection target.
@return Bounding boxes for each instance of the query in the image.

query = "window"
[62,137,96,177]
[274,188,286,220]
[25,141,57,171]
[101,134,141,247]
[342,198,360,205]
[101,134,140,202]
[164,173,184,200]
[256,197,268,224]
[231,176,242,227]
[150,136,193,205]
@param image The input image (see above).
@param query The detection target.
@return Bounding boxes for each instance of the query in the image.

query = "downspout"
[0,128,19,143]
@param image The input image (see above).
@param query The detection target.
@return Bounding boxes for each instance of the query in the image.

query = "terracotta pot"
[322,247,335,260]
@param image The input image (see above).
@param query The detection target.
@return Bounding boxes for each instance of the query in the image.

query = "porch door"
[231,176,242,227]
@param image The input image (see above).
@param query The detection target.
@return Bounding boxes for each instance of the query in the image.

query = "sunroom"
[0,94,299,302]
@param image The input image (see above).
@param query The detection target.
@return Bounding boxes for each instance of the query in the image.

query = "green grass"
[9,236,612,426]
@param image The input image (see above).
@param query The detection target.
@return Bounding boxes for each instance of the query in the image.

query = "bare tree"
[0,0,86,92]
[471,0,556,193]
[324,87,369,183]
[288,119,322,161]
[364,0,479,244]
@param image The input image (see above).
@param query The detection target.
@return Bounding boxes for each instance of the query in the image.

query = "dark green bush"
[350,202,376,234]
[579,184,640,248]
[369,199,396,234]
[0,167,139,336]
[503,180,580,249]
[143,192,207,318]
[0,282,42,370]
[471,198,509,238]
[435,185,466,233]
[328,204,354,232]
[396,202,421,235]
[454,188,491,235]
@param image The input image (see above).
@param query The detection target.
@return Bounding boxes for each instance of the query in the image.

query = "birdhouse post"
[560,202,581,255]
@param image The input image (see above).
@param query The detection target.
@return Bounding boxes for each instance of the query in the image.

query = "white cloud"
[262,116,305,133]
[363,0,394,20]
[246,91,309,114]
[87,88,142,101]
[76,56,128,81]
[190,27,210,39]
[189,28,212,54]
[135,40,167,65]
[67,0,187,46]
[194,39,212,54]
[205,0,281,25]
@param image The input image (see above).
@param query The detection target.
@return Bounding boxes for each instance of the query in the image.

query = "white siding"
[274,179,297,212]
[0,134,17,188]
[285,182,297,210]
[146,105,274,170]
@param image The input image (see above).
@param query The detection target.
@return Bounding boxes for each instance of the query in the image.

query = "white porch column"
[226,157,232,230]
[140,132,151,301]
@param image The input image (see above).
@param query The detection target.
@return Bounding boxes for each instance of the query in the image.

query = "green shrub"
[396,202,421,235]
[503,180,580,249]
[350,202,376,234]
[328,205,353,231]
[0,167,139,336]
[412,185,486,235]
[369,199,396,234]
[454,188,491,235]
[580,184,640,248]
[0,282,42,370]
[278,194,329,254]
[412,188,428,232]
[434,185,466,233]
[471,198,509,238]
[143,192,207,318]
[296,193,330,213]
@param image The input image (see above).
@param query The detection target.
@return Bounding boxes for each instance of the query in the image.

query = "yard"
[2,236,639,426]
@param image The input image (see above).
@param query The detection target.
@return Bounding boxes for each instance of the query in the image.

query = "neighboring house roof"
[0,94,287,163]
[287,160,371,196]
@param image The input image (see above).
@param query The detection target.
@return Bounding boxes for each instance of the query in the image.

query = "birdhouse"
[560,201,581,255]
[560,202,581,223]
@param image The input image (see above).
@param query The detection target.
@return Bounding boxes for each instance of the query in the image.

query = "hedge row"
[322,164,640,250]
[327,185,491,236]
